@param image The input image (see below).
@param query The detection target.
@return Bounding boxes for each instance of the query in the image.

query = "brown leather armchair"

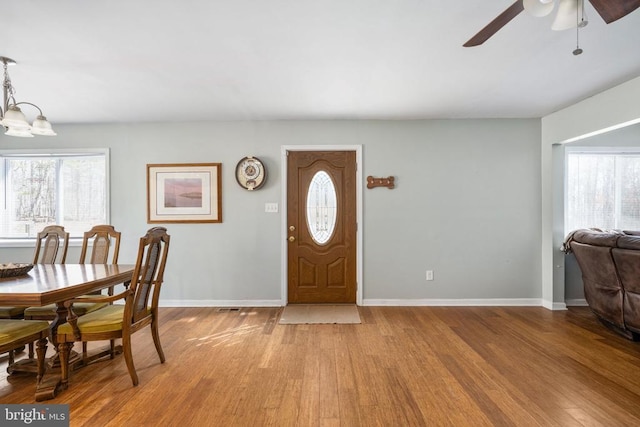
[565,229,640,340]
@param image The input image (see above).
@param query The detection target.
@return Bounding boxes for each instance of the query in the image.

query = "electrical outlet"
[426,270,434,281]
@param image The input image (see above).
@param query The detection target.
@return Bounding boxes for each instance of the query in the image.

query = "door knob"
[289,225,295,231]
[288,236,295,242]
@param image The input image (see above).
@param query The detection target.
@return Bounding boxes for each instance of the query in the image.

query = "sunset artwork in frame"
[147,163,222,223]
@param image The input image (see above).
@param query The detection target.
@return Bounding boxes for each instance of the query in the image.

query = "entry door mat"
[279,304,361,325]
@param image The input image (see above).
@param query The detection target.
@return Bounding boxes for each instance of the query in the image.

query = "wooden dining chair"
[77,224,123,298]
[78,224,122,265]
[0,308,29,365]
[32,225,70,264]
[77,224,122,359]
[0,320,50,384]
[1,225,69,361]
[0,225,69,324]
[57,227,170,387]
[25,225,122,359]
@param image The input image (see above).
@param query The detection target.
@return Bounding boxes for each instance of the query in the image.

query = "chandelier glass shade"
[0,56,56,137]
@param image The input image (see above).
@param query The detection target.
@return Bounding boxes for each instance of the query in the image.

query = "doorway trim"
[280,145,363,306]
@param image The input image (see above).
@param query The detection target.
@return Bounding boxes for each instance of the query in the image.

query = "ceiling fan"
[463,0,640,47]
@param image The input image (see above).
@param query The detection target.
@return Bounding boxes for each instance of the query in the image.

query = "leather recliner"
[565,229,640,340]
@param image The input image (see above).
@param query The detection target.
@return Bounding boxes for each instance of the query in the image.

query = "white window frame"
[0,148,110,248]
[564,146,640,233]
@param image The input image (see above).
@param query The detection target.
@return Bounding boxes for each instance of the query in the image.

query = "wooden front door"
[287,150,357,304]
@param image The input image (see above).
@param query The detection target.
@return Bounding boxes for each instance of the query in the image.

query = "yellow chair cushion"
[24,301,108,318]
[57,305,125,335]
[0,306,26,319]
[0,320,49,346]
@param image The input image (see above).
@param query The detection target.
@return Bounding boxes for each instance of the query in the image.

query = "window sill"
[0,238,83,249]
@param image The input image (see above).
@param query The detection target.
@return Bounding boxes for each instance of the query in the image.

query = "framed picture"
[147,163,222,223]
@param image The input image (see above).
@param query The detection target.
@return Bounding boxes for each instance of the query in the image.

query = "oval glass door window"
[306,171,337,245]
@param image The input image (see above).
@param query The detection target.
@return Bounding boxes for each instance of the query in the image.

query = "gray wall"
[0,119,542,306]
[564,123,640,303]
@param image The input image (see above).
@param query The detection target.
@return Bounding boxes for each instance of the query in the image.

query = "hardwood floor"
[2,306,640,426]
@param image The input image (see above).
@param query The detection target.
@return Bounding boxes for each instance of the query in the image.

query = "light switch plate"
[265,202,279,213]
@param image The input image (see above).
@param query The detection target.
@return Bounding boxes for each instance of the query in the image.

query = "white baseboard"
[362,298,543,307]
[541,300,568,310]
[157,298,574,309]
[565,298,588,307]
[159,299,282,307]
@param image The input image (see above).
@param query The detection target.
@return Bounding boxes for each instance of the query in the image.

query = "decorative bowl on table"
[0,263,34,278]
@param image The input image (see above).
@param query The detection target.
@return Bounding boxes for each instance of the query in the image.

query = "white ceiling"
[3,1,640,124]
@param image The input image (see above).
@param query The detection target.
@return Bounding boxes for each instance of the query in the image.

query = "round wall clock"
[235,156,267,190]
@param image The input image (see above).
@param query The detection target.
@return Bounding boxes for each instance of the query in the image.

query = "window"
[565,149,640,232]
[306,170,337,245]
[0,149,109,240]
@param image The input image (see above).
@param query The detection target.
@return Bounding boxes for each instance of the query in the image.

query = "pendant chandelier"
[0,56,56,138]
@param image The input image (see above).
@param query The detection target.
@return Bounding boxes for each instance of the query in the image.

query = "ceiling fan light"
[30,115,57,136]
[552,0,585,31]
[0,105,30,130]
[5,126,35,138]
[523,0,555,17]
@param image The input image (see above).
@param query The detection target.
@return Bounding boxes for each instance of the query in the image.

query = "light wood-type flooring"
[2,306,640,426]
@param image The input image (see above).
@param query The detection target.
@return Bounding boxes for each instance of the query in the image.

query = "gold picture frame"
[147,163,222,223]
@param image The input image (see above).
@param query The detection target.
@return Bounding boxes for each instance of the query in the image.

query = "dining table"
[0,263,135,401]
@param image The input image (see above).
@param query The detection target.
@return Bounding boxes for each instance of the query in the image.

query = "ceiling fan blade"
[463,1,524,47]
[588,0,640,23]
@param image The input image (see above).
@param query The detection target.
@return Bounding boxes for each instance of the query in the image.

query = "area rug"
[279,304,361,324]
